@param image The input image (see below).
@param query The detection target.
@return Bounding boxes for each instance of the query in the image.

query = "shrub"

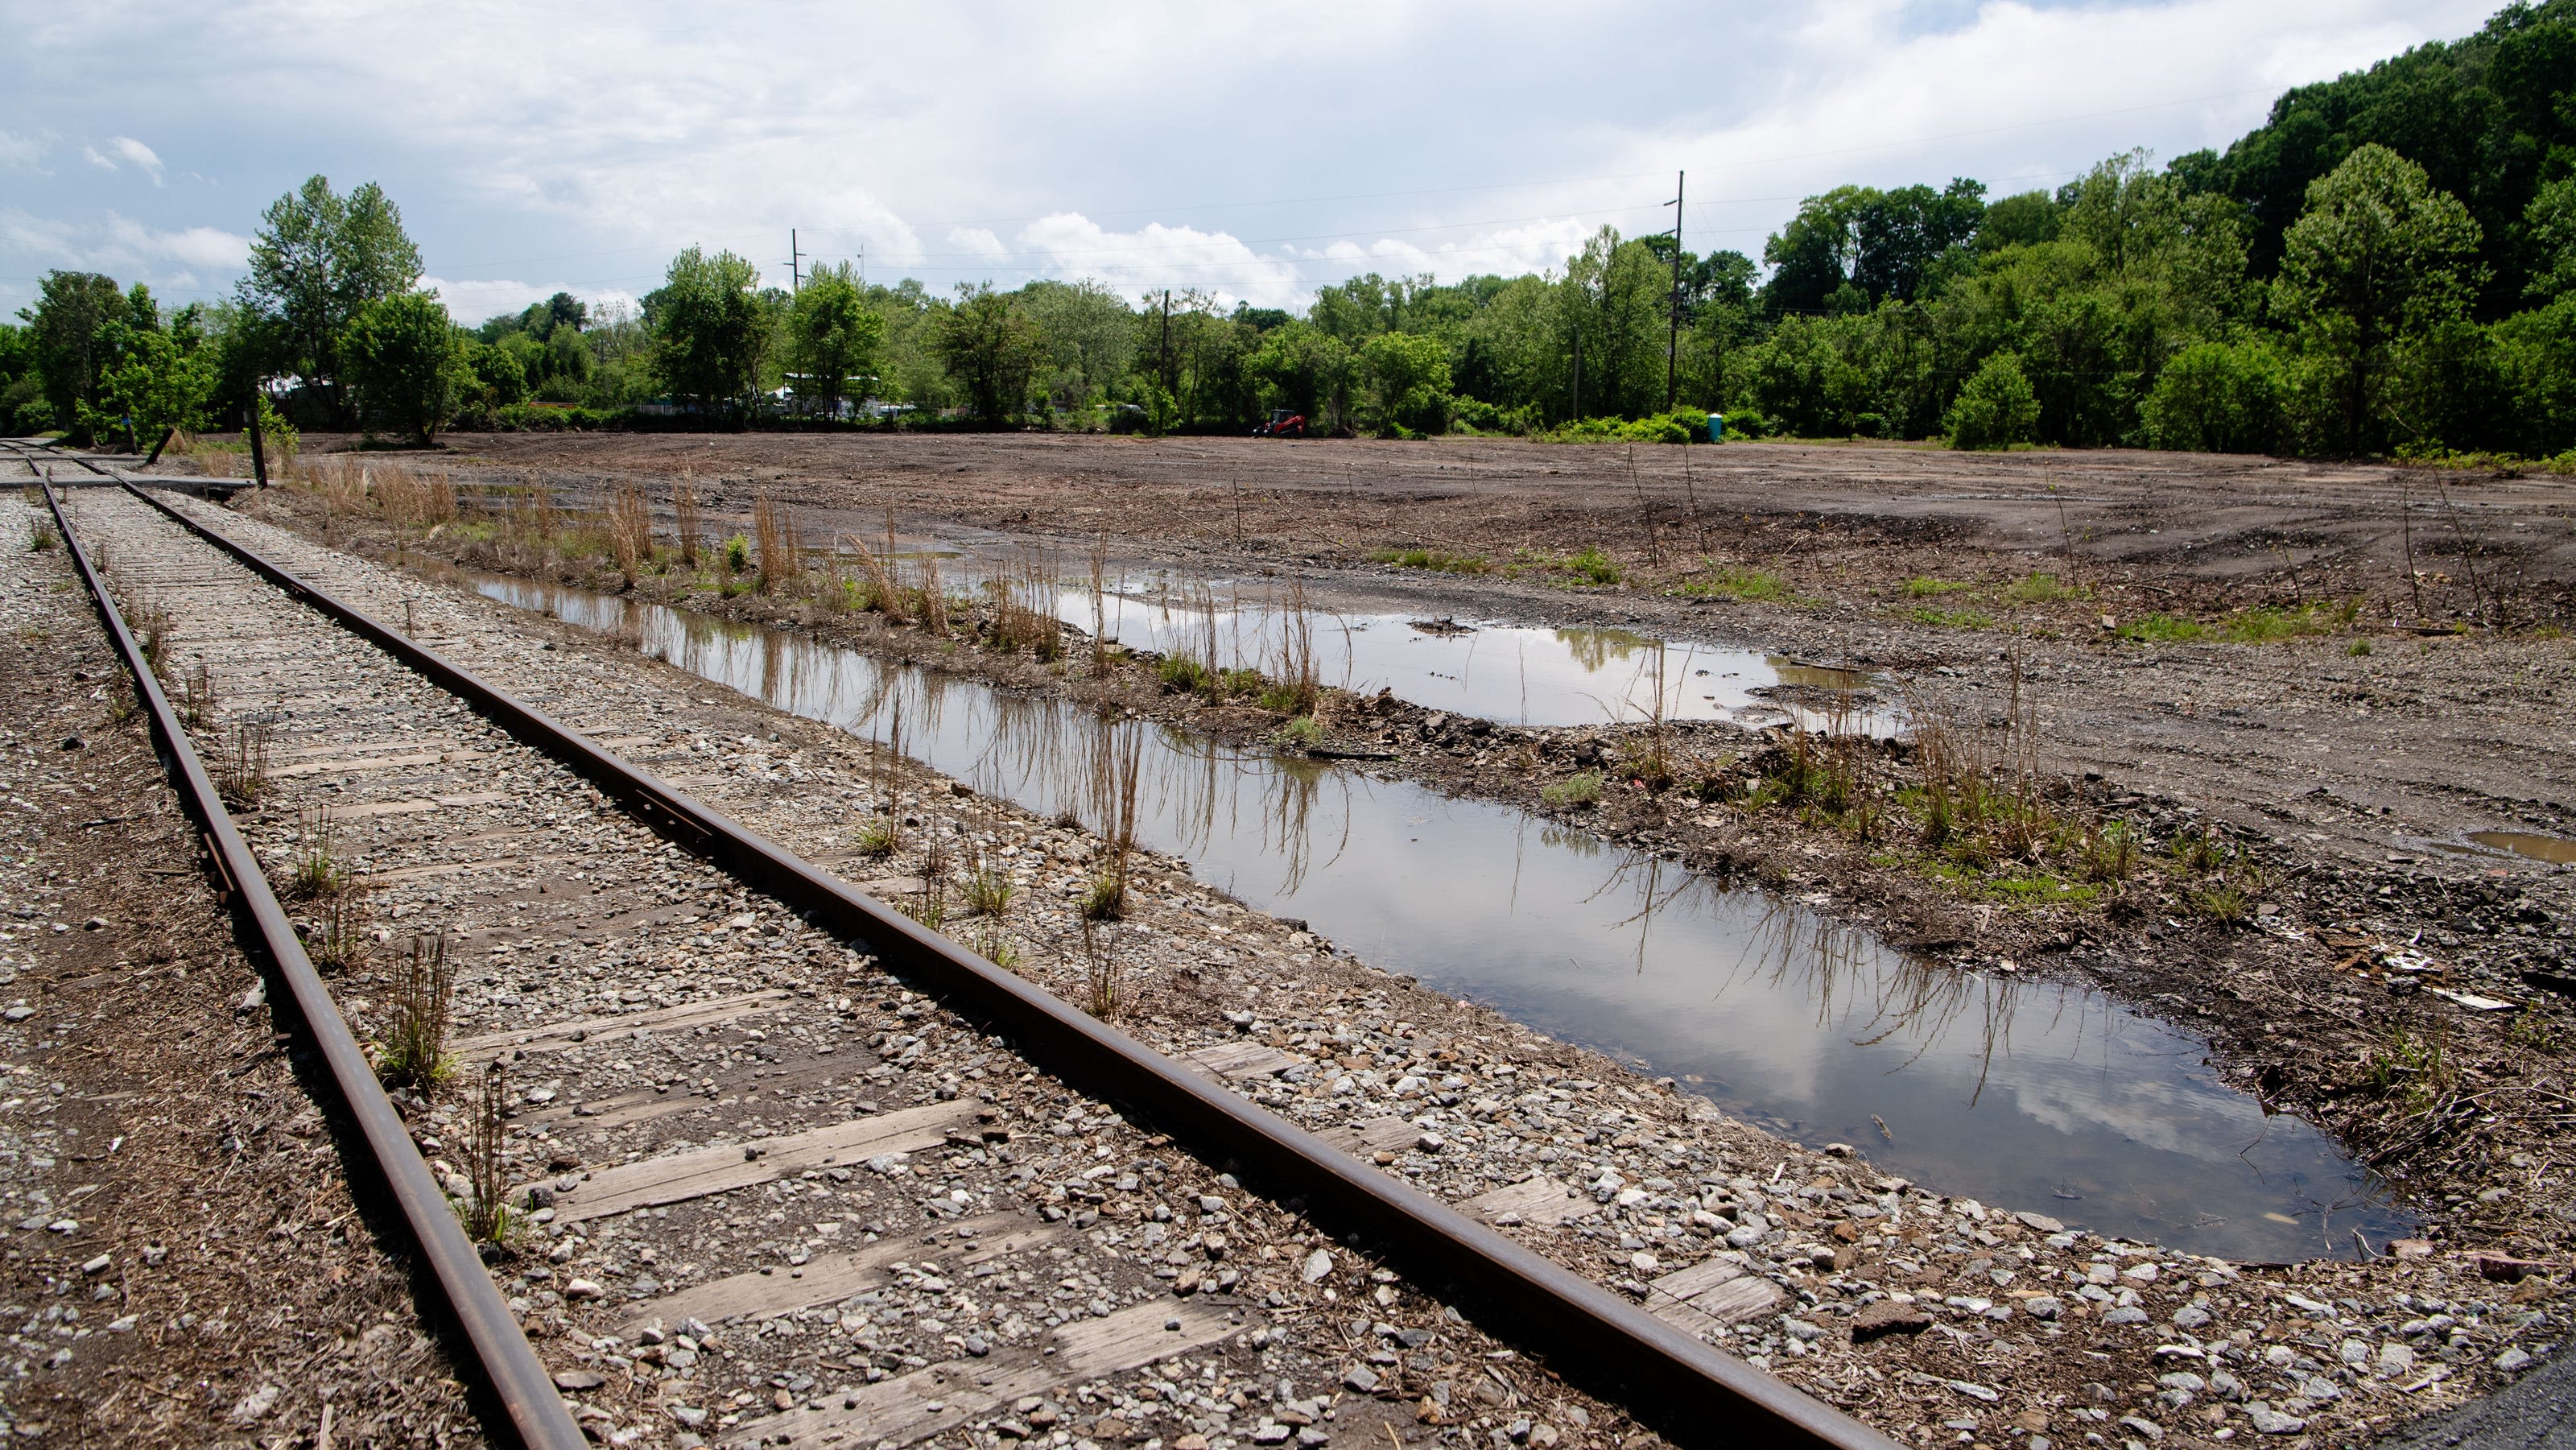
[2141,341,2284,454]
[1945,352,2041,450]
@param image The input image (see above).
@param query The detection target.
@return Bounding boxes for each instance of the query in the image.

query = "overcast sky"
[0,0,2500,327]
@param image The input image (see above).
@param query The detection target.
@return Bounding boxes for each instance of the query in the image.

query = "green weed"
[854,817,897,859]
[2007,572,2085,604]
[2117,613,2207,643]
[1674,565,1790,602]
[1541,770,1604,808]
[1272,715,1327,748]
[1908,606,1992,629]
[1904,577,1971,597]
[1368,547,1492,575]
[1554,547,1624,586]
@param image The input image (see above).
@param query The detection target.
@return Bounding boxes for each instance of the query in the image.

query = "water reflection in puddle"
[473,573,2405,1261]
[2471,831,2576,865]
[1059,585,1901,733]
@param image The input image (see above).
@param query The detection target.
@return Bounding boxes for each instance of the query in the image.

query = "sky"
[0,0,2504,328]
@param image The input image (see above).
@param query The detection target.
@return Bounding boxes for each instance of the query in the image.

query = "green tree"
[2140,340,2285,452]
[342,291,469,444]
[94,310,217,458]
[789,262,884,419]
[934,284,1042,423]
[1022,279,1135,412]
[20,272,147,444]
[1356,331,1451,436]
[2524,178,2576,300]
[1944,351,2040,449]
[1247,322,1356,432]
[2273,143,2483,453]
[237,176,423,423]
[645,247,768,415]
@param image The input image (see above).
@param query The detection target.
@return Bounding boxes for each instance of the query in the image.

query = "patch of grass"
[2006,572,2086,604]
[853,818,898,858]
[963,868,1015,919]
[2364,1022,2457,1114]
[460,1062,514,1246]
[2167,824,2224,875]
[287,803,345,901]
[1674,564,1791,603]
[2221,601,2358,643]
[722,534,752,574]
[1550,547,1624,587]
[1272,714,1326,749]
[1907,606,1992,629]
[2348,637,2373,657]
[1081,873,1126,921]
[1904,576,1972,597]
[2078,820,2139,883]
[2116,613,2207,643]
[1157,654,1208,693]
[1216,666,1265,699]
[1540,770,1604,808]
[1368,547,1492,575]
[2186,878,2252,925]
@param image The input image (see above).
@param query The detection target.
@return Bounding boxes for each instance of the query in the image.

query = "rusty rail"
[114,475,1899,1450]
[36,477,589,1450]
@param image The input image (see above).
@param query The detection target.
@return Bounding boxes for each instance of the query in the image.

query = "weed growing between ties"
[287,803,345,900]
[216,717,275,810]
[376,932,456,1093]
[462,1060,513,1246]
[175,662,217,731]
[310,876,374,973]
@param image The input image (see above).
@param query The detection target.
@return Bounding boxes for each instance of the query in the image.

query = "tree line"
[3,0,2570,457]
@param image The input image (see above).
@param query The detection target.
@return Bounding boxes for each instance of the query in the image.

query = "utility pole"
[789,229,802,293]
[246,385,269,490]
[1664,171,1684,411]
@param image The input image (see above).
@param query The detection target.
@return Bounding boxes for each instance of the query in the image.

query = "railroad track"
[18,452,1890,1450]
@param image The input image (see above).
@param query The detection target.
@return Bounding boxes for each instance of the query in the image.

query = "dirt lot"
[149,429,2576,1439]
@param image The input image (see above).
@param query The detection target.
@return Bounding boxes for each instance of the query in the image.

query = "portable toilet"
[1707,412,1725,442]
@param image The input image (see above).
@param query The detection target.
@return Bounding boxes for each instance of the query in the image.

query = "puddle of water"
[474,573,2407,1261]
[1055,585,1899,733]
[2471,831,2576,865]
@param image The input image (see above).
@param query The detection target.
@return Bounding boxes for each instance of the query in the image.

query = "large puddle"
[1059,582,1899,733]
[474,573,2406,1261]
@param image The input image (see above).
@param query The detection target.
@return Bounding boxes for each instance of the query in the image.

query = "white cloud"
[0,130,47,171]
[80,135,164,184]
[0,208,247,284]
[0,0,2511,321]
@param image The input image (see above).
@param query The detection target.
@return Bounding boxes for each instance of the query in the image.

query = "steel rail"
[37,480,591,1450]
[119,477,1900,1450]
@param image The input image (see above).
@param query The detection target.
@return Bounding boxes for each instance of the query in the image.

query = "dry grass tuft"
[375,932,456,1093]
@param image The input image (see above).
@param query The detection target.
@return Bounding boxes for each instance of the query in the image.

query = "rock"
[229,1385,280,1423]
[2386,1237,2437,1259]
[1344,1365,1380,1394]
[2475,1254,2548,1283]
[2023,1295,2062,1321]
[2246,1406,2306,1436]
[2117,1415,2163,1440]
[564,1278,605,1300]
[2103,1306,2149,1325]
[1852,1300,1933,1341]
[2171,1304,2211,1330]
[2496,1347,2534,1373]
[1301,1249,1333,1284]
[2015,1212,2065,1233]
[553,1370,605,1390]
[1949,1381,2000,1402]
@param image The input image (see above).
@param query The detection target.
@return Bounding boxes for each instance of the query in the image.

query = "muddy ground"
[135,430,2576,1440]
